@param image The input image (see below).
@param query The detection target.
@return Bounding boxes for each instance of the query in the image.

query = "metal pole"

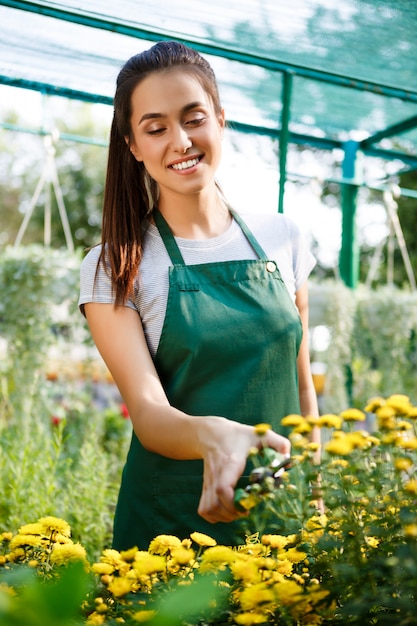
[339,140,360,288]
[278,72,293,213]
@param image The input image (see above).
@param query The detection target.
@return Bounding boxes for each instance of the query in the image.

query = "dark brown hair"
[99,41,222,304]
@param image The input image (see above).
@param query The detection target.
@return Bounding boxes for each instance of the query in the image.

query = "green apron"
[113,209,302,550]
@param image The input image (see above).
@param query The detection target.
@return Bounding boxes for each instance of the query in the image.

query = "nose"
[171,125,192,154]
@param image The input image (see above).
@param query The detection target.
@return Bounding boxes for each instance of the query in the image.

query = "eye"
[185,114,207,127]
[147,127,166,136]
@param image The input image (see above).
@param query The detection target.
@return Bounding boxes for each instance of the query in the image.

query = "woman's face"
[128,68,225,202]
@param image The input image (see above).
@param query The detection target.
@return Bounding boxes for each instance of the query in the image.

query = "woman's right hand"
[196,418,290,524]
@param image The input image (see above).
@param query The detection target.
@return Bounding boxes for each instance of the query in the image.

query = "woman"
[79,41,319,550]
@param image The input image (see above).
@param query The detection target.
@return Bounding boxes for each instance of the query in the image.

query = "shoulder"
[236,211,306,254]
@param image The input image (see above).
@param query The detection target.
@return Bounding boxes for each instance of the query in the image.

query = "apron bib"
[113,210,302,550]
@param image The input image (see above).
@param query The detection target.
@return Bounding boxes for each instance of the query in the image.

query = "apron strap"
[229,208,268,260]
[153,207,269,265]
[153,209,186,265]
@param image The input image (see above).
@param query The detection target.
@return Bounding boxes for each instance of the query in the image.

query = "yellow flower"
[281,414,306,428]
[120,547,138,562]
[1,532,12,542]
[133,552,166,576]
[364,536,380,548]
[376,406,396,420]
[50,542,87,565]
[148,535,182,555]
[132,610,157,622]
[394,457,413,471]
[9,534,43,550]
[101,549,125,568]
[305,514,328,532]
[340,408,366,422]
[230,559,261,583]
[406,406,417,419]
[325,437,354,456]
[92,562,115,575]
[404,524,417,538]
[199,546,236,573]
[107,576,133,598]
[17,523,44,536]
[386,394,411,414]
[283,547,307,564]
[261,534,289,550]
[364,397,385,413]
[317,414,342,429]
[234,612,269,625]
[171,547,195,566]
[254,423,271,436]
[86,612,106,625]
[275,558,293,576]
[328,459,349,469]
[397,437,417,450]
[404,479,417,494]
[273,580,304,605]
[190,532,217,547]
[37,517,71,538]
[396,420,413,431]
[239,583,275,611]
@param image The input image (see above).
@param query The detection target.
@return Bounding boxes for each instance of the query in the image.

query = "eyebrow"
[138,101,205,125]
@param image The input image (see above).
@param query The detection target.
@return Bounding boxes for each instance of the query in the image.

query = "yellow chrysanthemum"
[386,394,411,414]
[406,406,417,419]
[230,559,261,583]
[404,479,417,494]
[305,514,328,532]
[9,534,43,550]
[397,437,417,450]
[404,524,417,537]
[190,532,217,547]
[317,414,342,429]
[254,423,271,436]
[282,547,307,564]
[101,549,125,568]
[239,583,275,611]
[273,580,304,604]
[86,612,106,625]
[132,610,157,622]
[325,437,354,456]
[328,458,349,469]
[376,406,396,420]
[1,532,12,542]
[17,523,44,536]
[364,397,385,413]
[133,552,166,576]
[394,457,413,471]
[364,536,380,548]
[37,517,71,538]
[234,611,269,625]
[171,547,195,566]
[92,562,115,575]
[107,576,133,598]
[120,547,138,562]
[50,542,87,565]
[340,408,366,422]
[275,558,293,576]
[148,535,182,555]
[396,420,413,431]
[281,414,306,428]
[261,534,289,551]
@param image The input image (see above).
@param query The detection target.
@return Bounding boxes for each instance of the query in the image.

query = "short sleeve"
[78,246,137,316]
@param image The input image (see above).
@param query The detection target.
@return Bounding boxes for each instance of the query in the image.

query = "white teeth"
[171,158,199,171]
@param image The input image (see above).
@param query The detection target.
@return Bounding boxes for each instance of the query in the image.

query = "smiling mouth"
[170,157,201,171]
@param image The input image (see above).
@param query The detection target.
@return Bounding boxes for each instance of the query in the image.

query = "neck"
[157,189,232,240]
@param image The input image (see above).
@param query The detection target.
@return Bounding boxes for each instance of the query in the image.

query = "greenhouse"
[1,2,417,624]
